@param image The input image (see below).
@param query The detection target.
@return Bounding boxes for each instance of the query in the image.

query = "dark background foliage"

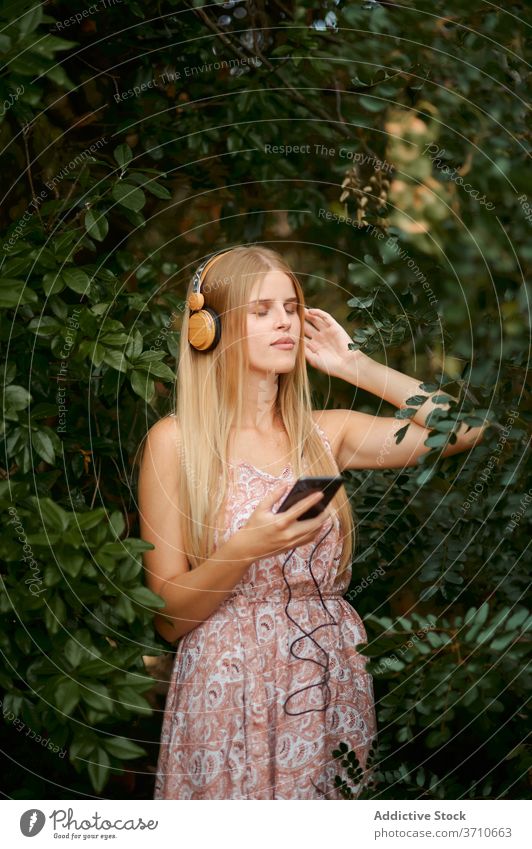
[0,0,530,799]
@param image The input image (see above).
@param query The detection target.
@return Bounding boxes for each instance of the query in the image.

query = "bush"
[1,0,530,798]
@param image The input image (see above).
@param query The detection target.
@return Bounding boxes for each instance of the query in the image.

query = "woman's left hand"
[303,307,365,378]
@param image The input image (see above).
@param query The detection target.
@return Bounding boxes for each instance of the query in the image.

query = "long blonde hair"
[152,245,355,577]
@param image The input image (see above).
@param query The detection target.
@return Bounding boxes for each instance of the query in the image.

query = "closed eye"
[255,305,299,316]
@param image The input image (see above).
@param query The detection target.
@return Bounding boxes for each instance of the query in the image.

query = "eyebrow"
[248,297,299,305]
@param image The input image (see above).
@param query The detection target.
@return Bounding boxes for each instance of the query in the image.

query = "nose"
[273,304,292,328]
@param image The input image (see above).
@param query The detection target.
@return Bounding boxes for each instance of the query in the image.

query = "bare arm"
[138,415,256,644]
[152,535,256,643]
[303,307,487,470]
[332,353,486,470]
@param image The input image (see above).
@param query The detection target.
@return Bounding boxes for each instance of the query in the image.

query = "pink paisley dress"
[153,420,377,800]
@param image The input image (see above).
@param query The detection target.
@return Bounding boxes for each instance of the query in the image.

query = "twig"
[22,124,43,226]
[90,457,101,510]
[335,78,346,124]
[47,159,90,229]
[191,4,354,139]
[76,55,122,100]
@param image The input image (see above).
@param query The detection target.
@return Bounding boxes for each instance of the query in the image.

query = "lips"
[271,337,295,347]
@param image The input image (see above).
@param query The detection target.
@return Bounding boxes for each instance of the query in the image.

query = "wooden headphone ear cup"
[188,306,221,351]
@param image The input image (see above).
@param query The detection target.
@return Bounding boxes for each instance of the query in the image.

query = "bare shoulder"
[310,409,346,467]
[138,415,182,477]
[145,413,181,449]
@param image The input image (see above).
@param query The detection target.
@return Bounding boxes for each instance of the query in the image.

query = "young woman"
[138,245,486,800]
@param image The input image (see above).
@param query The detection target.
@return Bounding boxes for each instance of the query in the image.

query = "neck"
[235,370,282,431]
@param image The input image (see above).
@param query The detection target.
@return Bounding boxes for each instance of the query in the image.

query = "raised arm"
[303,307,487,471]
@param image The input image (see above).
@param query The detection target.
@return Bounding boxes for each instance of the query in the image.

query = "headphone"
[187,249,233,352]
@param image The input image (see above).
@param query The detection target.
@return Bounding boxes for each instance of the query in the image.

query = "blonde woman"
[138,245,485,800]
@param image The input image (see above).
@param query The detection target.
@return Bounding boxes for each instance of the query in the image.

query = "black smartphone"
[274,475,347,521]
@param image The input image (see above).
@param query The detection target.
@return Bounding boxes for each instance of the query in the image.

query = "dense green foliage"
[0,0,530,798]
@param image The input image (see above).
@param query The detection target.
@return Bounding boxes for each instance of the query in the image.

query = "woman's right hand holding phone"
[234,483,333,561]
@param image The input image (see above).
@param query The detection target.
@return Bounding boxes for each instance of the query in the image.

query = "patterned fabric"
[153,420,378,799]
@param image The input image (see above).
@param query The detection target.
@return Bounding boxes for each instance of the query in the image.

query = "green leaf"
[129,585,166,608]
[109,511,125,540]
[59,552,85,578]
[69,735,97,761]
[75,509,106,530]
[31,430,55,464]
[62,268,91,294]
[100,332,130,346]
[416,466,436,485]
[445,572,464,585]
[425,630,444,648]
[55,679,80,715]
[426,726,451,748]
[33,496,69,531]
[77,659,113,677]
[116,686,152,715]
[474,601,490,626]
[130,370,155,402]
[104,736,146,760]
[0,278,38,308]
[395,423,410,444]
[405,395,429,405]
[87,747,111,793]
[134,360,175,380]
[27,34,77,59]
[28,316,62,337]
[128,172,172,199]
[102,347,128,372]
[432,419,459,432]
[424,432,449,448]
[112,182,146,212]
[360,94,388,112]
[19,4,43,37]
[81,683,112,711]
[490,633,516,651]
[99,541,127,556]
[133,350,168,363]
[397,725,413,743]
[4,385,31,411]
[30,402,57,420]
[113,144,133,168]
[64,639,85,668]
[85,209,109,241]
[464,602,490,641]
[42,272,65,296]
[45,595,67,634]
[121,538,154,554]
[126,329,143,360]
[45,64,75,89]
[463,686,478,706]
[504,608,528,631]
[142,180,171,199]
[115,595,135,623]
[395,407,417,420]
[346,295,376,309]
[89,342,105,367]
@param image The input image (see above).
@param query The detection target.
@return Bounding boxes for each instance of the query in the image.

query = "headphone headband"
[191,249,231,296]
